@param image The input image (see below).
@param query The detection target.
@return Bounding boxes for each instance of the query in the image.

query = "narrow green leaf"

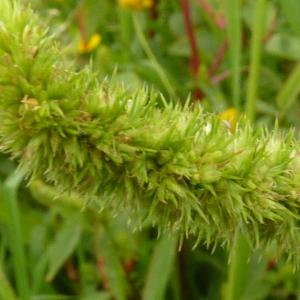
[245,0,267,121]
[0,267,17,300]
[46,213,83,281]
[276,62,300,117]
[142,234,178,300]
[96,228,130,300]
[224,0,242,109]
[223,232,251,300]
[1,171,30,300]
[118,7,132,54]
[265,34,300,60]
[133,15,176,98]
[32,253,49,293]
[80,291,111,300]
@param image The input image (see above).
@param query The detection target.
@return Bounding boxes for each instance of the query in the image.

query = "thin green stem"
[133,15,177,98]
[224,0,242,110]
[276,62,300,118]
[142,234,178,300]
[223,231,250,300]
[29,180,84,209]
[245,0,267,121]
[118,7,132,60]
[2,171,30,300]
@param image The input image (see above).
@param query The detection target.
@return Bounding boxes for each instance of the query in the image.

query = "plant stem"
[223,231,250,300]
[76,4,87,44]
[119,8,132,60]
[181,0,203,100]
[149,0,159,38]
[178,243,188,300]
[276,62,300,118]
[196,0,226,30]
[209,38,228,77]
[2,171,30,300]
[181,0,200,77]
[224,0,242,109]
[142,234,178,300]
[133,15,176,98]
[29,180,84,209]
[245,0,267,121]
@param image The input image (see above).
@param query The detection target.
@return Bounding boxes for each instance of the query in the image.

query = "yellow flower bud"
[220,108,238,133]
[78,33,102,54]
[119,0,153,10]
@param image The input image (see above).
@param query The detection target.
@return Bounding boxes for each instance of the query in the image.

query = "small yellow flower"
[119,0,153,10]
[78,33,102,54]
[220,108,238,133]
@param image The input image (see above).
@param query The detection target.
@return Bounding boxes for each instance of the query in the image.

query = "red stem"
[181,0,200,76]
[181,0,203,100]
[150,0,159,20]
[210,15,277,85]
[96,255,110,291]
[211,70,231,85]
[149,0,159,38]
[209,38,228,77]
[263,14,277,44]
[196,0,226,30]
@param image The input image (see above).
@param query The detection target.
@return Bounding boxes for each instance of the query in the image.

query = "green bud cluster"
[0,1,299,260]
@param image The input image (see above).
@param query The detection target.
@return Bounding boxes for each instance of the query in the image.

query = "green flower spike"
[0,1,299,262]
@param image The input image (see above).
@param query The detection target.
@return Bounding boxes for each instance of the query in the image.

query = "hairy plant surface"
[0,0,299,261]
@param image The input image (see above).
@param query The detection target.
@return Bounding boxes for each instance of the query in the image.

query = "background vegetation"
[0,0,300,299]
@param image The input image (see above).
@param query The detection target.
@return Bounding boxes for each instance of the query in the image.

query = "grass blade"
[1,171,30,300]
[46,213,83,282]
[142,235,178,300]
[224,0,242,109]
[245,0,267,121]
[276,62,300,117]
[223,232,250,300]
[0,267,17,300]
[95,227,130,300]
[133,15,177,98]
